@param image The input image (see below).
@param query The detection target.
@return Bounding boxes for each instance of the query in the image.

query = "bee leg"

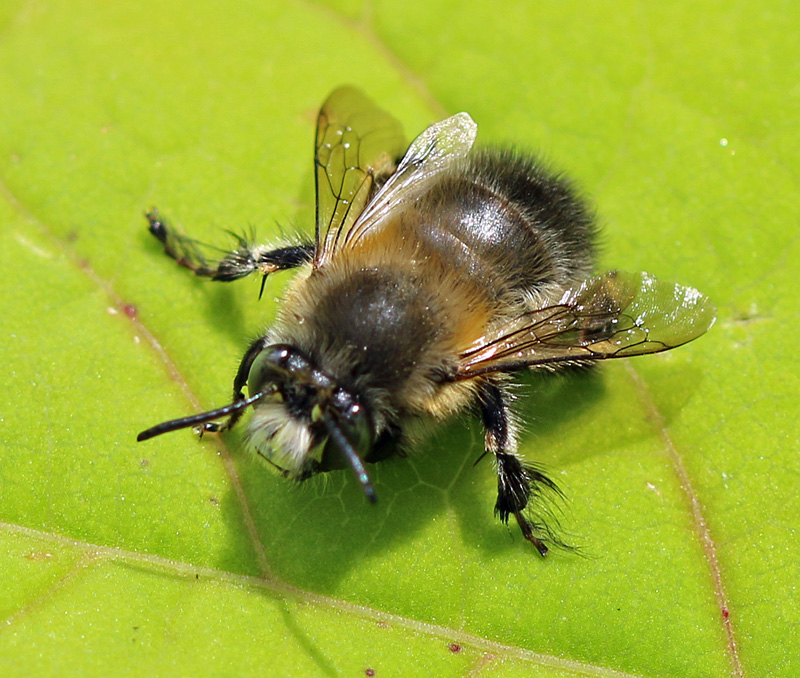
[201,336,271,434]
[146,209,313,289]
[479,381,552,557]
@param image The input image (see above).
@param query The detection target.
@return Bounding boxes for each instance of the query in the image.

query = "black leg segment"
[478,380,565,556]
[201,336,271,434]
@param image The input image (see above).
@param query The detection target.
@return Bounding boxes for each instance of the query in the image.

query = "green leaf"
[1,1,797,676]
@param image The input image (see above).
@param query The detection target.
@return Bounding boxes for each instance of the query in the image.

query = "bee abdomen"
[412,147,597,305]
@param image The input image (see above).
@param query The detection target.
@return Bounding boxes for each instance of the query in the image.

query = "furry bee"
[138,86,715,555]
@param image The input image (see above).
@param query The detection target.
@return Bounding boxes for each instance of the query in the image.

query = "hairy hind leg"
[478,380,567,556]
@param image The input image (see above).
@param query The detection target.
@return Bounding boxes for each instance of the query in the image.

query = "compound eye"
[247,348,284,394]
[247,344,312,394]
[247,344,294,395]
[262,344,293,370]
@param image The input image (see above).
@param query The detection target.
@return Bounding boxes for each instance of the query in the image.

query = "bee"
[138,86,715,555]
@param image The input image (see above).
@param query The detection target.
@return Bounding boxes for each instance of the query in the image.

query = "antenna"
[323,416,377,503]
[137,391,270,442]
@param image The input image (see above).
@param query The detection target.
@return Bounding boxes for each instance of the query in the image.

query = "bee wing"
[340,110,478,253]
[457,271,716,378]
[314,86,407,266]
[315,91,478,265]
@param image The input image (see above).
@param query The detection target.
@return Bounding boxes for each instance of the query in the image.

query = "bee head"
[137,343,378,502]
[245,344,376,498]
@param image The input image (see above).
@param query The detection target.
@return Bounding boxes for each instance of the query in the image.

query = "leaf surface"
[0,1,797,676]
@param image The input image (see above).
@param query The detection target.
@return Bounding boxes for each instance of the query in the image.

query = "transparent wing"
[457,271,716,378]
[340,110,478,253]
[314,86,407,266]
[315,92,478,265]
